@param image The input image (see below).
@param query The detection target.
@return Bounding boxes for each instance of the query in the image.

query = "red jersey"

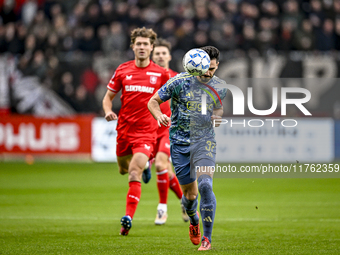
[158,68,178,136]
[107,60,170,139]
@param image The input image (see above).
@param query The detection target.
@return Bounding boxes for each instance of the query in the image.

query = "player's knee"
[198,175,213,194]
[183,189,198,200]
[128,167,142,181]
[155,160,167,172]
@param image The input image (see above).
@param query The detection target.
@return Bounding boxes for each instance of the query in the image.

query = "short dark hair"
[200,46,220,62]
[154,38,172,52]
[130,27,157,46]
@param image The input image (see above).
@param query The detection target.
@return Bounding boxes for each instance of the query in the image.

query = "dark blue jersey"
[158,72,227,145]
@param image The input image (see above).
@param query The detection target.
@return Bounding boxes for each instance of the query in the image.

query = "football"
[182,48,211,76]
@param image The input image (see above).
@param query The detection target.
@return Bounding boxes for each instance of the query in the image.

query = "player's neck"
[135,58,150,68]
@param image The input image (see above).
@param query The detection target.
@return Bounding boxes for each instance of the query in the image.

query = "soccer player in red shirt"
[102,27,170,236]
[151,38,189,224]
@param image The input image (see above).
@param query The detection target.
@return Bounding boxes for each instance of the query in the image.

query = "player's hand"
[105,111,118,121]
[157,114,170,127]
[211,115,222,127]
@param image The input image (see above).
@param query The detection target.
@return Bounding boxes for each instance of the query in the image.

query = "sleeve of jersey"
[106,69,122,93]
[158,77,177,102]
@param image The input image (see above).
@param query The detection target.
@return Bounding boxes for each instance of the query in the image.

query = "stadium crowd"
[1,0,340,113]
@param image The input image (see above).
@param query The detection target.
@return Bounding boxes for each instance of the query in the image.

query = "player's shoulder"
[149,61,168,73]
[116,60,135,71]
[211,75,227,85]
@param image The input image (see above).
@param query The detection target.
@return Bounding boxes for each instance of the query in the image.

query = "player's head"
[152,38,172,69]
[130,27,157,61]
[199,46,220,83]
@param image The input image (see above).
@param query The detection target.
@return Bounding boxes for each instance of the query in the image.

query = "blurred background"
[1,0,340,162]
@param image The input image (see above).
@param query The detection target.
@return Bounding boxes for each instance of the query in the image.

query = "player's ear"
[216,61,219,70]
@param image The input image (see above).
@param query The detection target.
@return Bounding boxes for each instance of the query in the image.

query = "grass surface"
[0,162,340,254]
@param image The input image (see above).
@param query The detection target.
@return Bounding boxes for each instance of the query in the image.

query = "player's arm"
[211,107,223,127]
[102,90,118,121]
[148,92,170,127]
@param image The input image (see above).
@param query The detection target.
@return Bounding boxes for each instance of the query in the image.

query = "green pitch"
[0,162,339,254]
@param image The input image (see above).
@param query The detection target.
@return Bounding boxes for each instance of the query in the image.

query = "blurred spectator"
[81,3,103,31]
[293,19,315,51]
[73,84,100,113]
[0,0,17,24]
[194,30,209,48]
[21,0,38,26]
[278,20,295,51]
[281,0,303,30]
[22,50,48,81]
[176,19,195,50]
[101,22,128,54]
[257,17,277,52]
[240,24,257,52]
[58,72,77,108]
[309,0,325,29]
[78,26,100,53]
[316,18,335,51]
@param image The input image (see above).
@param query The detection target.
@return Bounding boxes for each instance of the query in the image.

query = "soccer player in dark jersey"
[151,38,189,224]
[102,27,170,236]
[148,46,227,250]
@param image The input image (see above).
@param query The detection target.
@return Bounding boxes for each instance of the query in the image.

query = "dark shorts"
[170,139,216,185]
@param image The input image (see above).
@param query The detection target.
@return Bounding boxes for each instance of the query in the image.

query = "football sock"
[198,175,215,243]
[156,169,169,204]
[157,203,167,212]
[181,195,199,226]
[125,181,141,219]
[169,175,183,199]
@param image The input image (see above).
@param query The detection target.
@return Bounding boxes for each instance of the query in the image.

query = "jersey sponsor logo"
[144,144,151,150]
[165,143,170,148]
[125,85,155,93]
[109,80,114,84]
[126,75,132,80]
[157,179,168,183]
[146,72,161,77]
[187,101,213,112]
[150,76,158,84]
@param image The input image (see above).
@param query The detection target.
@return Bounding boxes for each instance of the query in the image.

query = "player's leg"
[171,144,201,245]
[193,140,217,250]
[154,151,169,225]
[120,152,149,236]
[117,154,132,175]
[180,181,201,245]
[168,162,189,222]
[126,152,149,215]
[196,168,214,250]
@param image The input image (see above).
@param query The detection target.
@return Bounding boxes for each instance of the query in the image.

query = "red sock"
[157,169,169,204]
[125,181,141,219]
[169,175,183,199]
